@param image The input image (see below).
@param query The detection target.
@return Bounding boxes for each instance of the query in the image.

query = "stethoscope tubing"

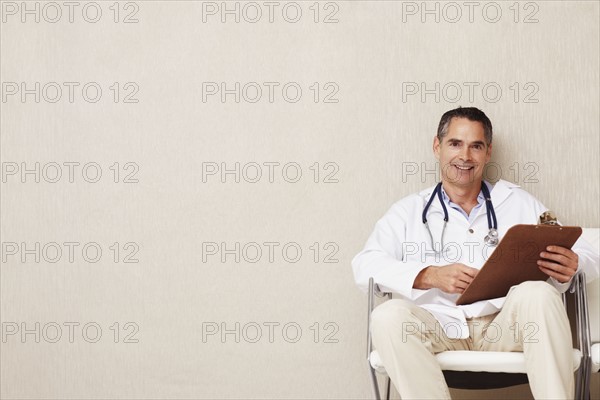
[422,181,498,250]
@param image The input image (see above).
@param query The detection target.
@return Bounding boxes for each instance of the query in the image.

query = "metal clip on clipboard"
[540,210,560,226]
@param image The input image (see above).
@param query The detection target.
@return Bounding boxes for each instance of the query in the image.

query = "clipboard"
[455,224,582,306]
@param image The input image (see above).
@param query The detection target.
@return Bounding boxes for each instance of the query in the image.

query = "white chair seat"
[592,343,600,373]
[370,349,581,375]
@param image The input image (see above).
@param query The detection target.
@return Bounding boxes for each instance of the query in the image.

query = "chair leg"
[575,351,584,400]
[573,273,592,400]
[385,376,391,400]
[575,370,581,399]
[369,362,381,400]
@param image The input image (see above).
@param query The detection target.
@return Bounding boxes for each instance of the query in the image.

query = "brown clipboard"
[455,224,582,306]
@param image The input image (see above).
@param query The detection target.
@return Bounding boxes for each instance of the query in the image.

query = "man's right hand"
[413,263,479,294]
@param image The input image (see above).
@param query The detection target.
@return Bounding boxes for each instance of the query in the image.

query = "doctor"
[352,107,599,399]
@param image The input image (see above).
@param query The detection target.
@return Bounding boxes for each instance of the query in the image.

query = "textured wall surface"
[1,1,599,399]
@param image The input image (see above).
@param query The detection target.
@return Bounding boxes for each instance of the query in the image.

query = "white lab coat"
[352,179,599,339]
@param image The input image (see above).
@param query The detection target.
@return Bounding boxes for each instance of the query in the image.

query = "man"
[352,107,599,399]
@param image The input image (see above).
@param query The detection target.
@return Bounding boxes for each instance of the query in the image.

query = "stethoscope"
[422,182,499,251]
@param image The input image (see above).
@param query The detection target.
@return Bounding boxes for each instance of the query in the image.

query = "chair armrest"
[367,278,392,358]
[373,280,391,299]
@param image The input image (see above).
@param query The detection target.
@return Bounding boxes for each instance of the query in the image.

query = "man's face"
[433,117,492,188]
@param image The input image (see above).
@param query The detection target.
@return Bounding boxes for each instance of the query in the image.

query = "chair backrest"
[582,228,600,343]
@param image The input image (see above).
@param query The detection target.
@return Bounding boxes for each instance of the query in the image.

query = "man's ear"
[485,142,493,162]
[433,136,440,160]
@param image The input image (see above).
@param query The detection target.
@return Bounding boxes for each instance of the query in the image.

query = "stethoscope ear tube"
[422,183,442,224]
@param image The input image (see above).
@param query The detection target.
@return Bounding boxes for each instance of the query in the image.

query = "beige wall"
[1,1,598,398]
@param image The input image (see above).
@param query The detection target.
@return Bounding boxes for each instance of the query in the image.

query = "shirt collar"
[440,181,490,206]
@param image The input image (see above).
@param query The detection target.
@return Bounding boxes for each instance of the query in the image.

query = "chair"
[583,228,600,398]
[589,279,599,397]
[366,273,592,400]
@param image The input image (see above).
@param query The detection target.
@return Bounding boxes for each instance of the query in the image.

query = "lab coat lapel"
[489,179,518,208]
[474,179,519,232]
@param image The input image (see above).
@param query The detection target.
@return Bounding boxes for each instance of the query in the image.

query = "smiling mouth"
[453,165,474,171]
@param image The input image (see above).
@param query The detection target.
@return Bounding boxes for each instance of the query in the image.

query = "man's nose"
[459,146,471,160]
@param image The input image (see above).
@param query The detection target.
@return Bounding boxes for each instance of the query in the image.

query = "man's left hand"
[538,245,579,283]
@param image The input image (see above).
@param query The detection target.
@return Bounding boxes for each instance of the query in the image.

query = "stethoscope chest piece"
[484,228,499,246]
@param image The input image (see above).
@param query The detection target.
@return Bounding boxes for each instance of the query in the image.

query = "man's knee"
[371,299,421,334]
[505,281,569,323]
[372,299,414,322]
[371,300,450,353]
[509,280,561,302]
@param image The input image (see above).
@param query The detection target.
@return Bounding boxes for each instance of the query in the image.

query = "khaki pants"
[371,281,574,399]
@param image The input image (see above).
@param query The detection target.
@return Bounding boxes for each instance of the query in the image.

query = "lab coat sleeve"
[351,201,429,300]
[573,235,600,283]
[503,189,600,293]
[548,278,571,293]
[547,235,600,293]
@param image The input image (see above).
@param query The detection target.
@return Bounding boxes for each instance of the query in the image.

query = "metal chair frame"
[366,273,591,400]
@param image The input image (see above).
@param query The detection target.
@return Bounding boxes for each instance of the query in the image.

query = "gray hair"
[437,107,493,145]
